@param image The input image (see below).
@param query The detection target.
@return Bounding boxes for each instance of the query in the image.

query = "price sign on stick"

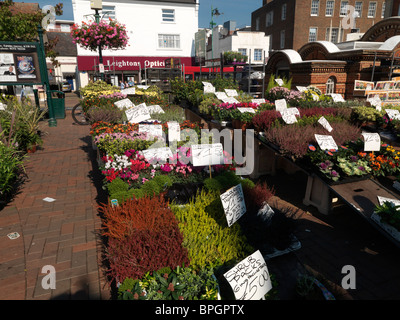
[147,105,165,114]
[114,98,134,110]
[330,93,345,102]
[315,134,338,150]
[138,124,163,139]
[191,143,224,167]
[296,86,307,92]
[251,98,265,105]
[224,89,238,97]
[126,103,151,123]
[214,91,228,100]
[318,116,333,132]
[275,78,284,86]
[221,97,240,104]
[274,99,287,112]
[386,109,400,120]
[237,107,256,113]
[220,184,246,227]
[224,250,272,300]
[280,109,297,124]
[377,196,400,206]
[361,132,381,151]
[167,121,181,142]
[121,87,136,95]
[142,147,173,164]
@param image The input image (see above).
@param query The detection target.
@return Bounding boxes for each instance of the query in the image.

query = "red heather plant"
[298,107,340,118]
[99,195,178,240]
[251,110,281,132]
[106,227,190,282]
[243,182,275,212]
[264,122,361,159]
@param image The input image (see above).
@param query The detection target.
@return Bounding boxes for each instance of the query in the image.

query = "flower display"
[71,18,129,51]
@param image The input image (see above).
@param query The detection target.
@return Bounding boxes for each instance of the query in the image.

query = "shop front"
[77,55,194,87]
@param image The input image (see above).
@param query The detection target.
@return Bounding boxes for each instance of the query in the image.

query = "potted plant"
[372,201,400,242]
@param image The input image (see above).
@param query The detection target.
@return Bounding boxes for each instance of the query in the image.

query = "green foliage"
[374,201,400,232]
[118,265,219,300]
[0,1,63,65]
[223,51,248,64]
[350,106,383,123]
[80,80,120,98]
[171,189,254,270]
[0,143,26,198]
[150,105,185,123]
[199,94,221,115]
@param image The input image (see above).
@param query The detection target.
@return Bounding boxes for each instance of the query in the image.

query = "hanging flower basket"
[70,18,129,51]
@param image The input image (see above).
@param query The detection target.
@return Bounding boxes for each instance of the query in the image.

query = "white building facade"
[71,0,199,86]
[206,22,270,67]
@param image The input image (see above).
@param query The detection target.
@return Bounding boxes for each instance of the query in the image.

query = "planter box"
[371,212,400,242]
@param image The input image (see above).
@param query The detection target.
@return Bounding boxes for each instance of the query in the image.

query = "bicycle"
[71,102,89,125]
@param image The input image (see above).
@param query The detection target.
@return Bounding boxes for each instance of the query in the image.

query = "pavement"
[1,91,400,300]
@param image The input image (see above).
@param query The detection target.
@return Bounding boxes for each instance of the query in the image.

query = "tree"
[0,0,64,66]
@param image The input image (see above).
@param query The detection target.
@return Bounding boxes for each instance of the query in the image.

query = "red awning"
[77,55,194,71]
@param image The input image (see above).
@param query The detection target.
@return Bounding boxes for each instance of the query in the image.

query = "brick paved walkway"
[0,99,111,300]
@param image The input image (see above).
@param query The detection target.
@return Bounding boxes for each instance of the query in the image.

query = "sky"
[15,0,261,29]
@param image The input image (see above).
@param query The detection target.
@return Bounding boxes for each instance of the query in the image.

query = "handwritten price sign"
[224,250,272,300]
[125,103,151,123]
[220,183,246,227]
[191,143,224,167]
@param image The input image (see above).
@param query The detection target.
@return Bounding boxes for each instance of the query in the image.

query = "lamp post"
[38,24,57,127]
[210,6,221,72]
[91,0,104,81]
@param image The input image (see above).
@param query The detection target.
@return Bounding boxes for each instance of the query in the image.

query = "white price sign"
[142,147,173,164]
[220,183,246,227]
[386,109,400,120]
[223,250,272,300]
[167,121,181,142]
[275,78,284,86]
[318,116,333,132]
[121,87,136,95]
[251,98,265,105]
[237,107,256,113]
[314,134,338,150]
[191,143,224,167]
[274,99,287,112]
[147,104,165,114]
[280,109,297,124]
[138,124,163,139]
[224,89,238,97]
[362,132,381,151]
[330,93,345,102]
[214,91,228,100]
[221,97,240,104]
[125,103,151,123]
[114,98,134,110]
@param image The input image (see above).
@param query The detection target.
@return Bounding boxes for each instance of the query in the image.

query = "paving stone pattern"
[0,94,110,300]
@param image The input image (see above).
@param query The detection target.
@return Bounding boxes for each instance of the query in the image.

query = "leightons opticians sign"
[77,55,193,71]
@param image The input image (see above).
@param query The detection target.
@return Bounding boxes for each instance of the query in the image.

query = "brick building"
[251,0,387,51]
[263,16,400,99]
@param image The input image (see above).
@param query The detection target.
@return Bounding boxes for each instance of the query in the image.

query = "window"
[368,2,377,17]
[382,2,386,18]
[254,49,263,61]
[255,17,260,30]
[355,2,363,17]
[158,34,180,49]
[101,6,115,20]
[280,30,285,48]
[309,27,317,41]
[325,0,334,16]
[282,3,287,20]
[326,77,335,94]
[325,27,344,43]
[311,0,320,15]
[266,11,274,26]
[238,48,247,56]
[162,9,175,22]
[340,1,348,16]
[60,24,71,32]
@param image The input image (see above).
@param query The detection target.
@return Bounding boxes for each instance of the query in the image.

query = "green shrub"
[171,189,254,269]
